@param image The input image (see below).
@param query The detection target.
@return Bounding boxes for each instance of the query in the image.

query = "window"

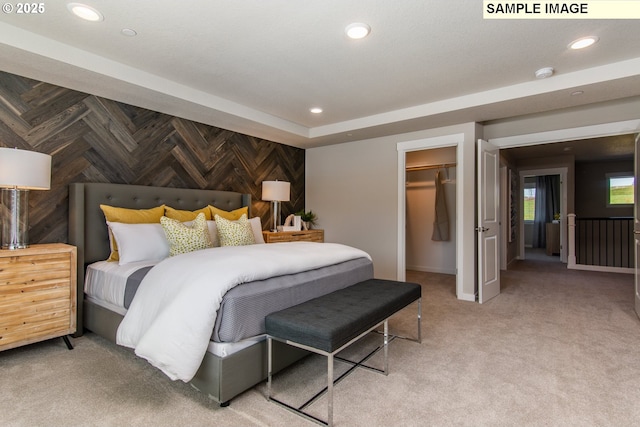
[607,173,634,207]
[523,185,536,221]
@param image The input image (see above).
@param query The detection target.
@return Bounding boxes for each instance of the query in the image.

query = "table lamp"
[262,180,290,232]
[0,147,52,249]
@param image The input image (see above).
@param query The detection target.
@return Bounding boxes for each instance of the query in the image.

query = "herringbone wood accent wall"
[0,71,305,244]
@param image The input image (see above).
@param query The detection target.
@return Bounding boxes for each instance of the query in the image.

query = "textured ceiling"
[1,1,639,148]
[502,134,636,163]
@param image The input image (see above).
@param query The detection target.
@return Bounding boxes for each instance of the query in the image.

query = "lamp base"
[1,188,29,250]
[270,200,281,232]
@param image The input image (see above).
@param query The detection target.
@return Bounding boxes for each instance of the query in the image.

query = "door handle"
[475,227,490,232]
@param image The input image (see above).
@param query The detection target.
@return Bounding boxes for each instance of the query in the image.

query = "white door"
[478,139,500,303]
[634,133,640,319]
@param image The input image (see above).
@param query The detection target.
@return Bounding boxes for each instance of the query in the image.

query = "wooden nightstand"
[0,243,77,351]
[262,229,324,243]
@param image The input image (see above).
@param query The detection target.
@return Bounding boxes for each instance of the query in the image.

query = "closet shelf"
[406,162,456,172]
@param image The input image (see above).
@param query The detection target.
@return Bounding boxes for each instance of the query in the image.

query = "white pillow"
[106,222,170,265]
[249,217,265,244]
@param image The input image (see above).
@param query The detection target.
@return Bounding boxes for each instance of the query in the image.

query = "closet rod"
[406,162,456,172]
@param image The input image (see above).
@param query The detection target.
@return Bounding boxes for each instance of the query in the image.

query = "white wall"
[524,222,533,247]
[306,97,638,302]
[305,136,398,278]
[306,123,479,300]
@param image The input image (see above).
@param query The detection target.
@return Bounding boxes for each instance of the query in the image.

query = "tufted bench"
[265,278,422,426]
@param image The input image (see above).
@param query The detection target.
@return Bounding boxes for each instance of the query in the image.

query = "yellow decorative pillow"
[160,213,212,256]
[165,206,212,221]
[100,204,165,261]
[209,205,248,221]
[214,214,256,246]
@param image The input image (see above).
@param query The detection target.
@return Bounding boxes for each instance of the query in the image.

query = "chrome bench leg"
[383,319,389,375]
[267,336,273,401]
[417,297,422,343]
[327,354,334,427]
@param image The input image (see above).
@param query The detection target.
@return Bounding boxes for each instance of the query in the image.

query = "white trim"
[567,264,634,275]
[567,213,577,267]
[397,133,468,300]
[634,133,640,318]
[500,166,507,271]
[396,134,464,151]
[489,120,640,149]
[406,265,457,275]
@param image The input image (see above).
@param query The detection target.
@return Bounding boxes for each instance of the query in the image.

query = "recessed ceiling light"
[570,90,584,96]
[345,23,371,39]
[535,67,554,79]
[121,28,137,37]
[67,3,103,22]
[310,107,323,114]
[569,36,599,50]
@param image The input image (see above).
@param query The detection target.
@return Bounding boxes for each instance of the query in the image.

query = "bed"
[68,182,373,405]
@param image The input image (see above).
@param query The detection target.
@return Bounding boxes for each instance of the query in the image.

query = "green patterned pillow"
[160,212,212,256]
[214,213,256,246]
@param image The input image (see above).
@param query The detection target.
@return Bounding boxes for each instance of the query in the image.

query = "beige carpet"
[2,260,640,426]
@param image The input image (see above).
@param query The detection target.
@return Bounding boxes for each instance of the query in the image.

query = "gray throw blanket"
[431,170,449,241]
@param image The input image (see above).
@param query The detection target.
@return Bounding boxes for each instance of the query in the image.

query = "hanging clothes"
[432,169,450,241]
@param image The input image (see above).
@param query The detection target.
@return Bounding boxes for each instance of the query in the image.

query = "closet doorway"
[397,133,471,301]
[405,146,457,280]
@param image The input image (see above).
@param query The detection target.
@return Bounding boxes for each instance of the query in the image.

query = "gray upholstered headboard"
[68,182,251,333]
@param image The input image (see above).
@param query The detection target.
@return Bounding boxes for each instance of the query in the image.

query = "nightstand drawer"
[0,244,77,351]
[262,229,324,243]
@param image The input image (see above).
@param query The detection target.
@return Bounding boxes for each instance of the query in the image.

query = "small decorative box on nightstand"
[0,243,77,352]
[262,229,324,243]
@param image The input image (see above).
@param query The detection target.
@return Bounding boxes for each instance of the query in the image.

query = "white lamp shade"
[262,181,290,202]
[0,148,51,190]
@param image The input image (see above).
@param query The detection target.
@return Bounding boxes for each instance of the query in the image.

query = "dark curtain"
[532,175,560,248]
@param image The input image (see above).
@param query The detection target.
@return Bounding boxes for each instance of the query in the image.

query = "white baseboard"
[457,291,476,302]
[407,265,456,275]
[567,264,634,275]
[505,257,518,269]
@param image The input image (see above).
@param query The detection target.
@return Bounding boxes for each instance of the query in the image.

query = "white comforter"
[116,242,371,382]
